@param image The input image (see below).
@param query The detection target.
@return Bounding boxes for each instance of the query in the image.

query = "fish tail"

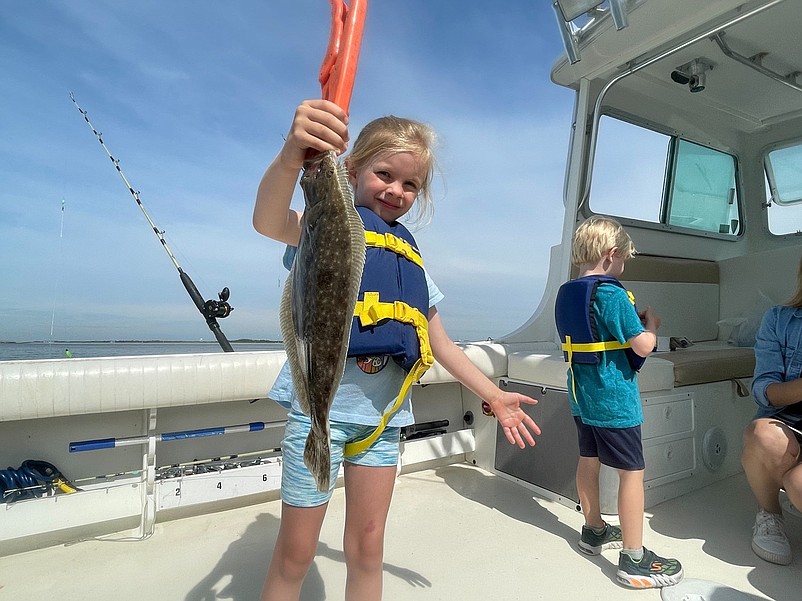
[304,426,331,493]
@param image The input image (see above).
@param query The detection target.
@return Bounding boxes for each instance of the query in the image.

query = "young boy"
[555,216,683,589]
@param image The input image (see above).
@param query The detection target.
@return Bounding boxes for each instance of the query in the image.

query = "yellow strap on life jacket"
[364,231,424,268]
[344,292,433,457]
[561,339,631,355]
[343,358,430,457]
[352,292,432,367]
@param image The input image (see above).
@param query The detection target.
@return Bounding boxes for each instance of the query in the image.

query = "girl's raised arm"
[253,99,350,245]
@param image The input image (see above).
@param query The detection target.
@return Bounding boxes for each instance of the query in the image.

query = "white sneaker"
[752,510,792,565]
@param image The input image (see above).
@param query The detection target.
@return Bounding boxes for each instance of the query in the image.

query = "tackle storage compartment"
[494,380,580,509]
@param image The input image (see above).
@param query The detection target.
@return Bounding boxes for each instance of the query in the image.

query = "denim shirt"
[751,305,802,418]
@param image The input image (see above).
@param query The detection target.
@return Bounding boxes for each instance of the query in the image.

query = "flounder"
[280,149,366,492]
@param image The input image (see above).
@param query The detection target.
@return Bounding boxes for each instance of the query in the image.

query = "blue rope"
[0,460,73,503]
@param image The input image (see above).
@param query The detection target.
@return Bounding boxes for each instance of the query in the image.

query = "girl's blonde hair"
[571,215,636,266]
[787,255,802,308]
[345,115,437,225]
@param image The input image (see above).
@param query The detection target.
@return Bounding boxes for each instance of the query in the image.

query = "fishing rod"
[70,93,234,352]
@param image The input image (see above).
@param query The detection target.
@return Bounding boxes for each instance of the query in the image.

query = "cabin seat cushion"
[618,255,720,341]
[506,351,675,393]
[623,281,719,341]
[657,342,755,386]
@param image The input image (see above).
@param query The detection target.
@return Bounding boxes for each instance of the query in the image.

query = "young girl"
[253,99,541,601]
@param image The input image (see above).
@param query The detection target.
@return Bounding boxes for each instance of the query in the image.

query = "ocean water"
[0,341,284,361]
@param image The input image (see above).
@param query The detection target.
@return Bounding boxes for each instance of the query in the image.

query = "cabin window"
[765,143,802,235]
[590,116,669,223]
[666,139,740,235]
[591,116,741,236]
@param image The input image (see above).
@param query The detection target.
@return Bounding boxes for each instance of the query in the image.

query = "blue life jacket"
[554,275,646,372]
[347,207,432,373]
[280,206,433,458]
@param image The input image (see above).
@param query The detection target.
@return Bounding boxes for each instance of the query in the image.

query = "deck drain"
[661,578,753,601]
[702,427,727,471]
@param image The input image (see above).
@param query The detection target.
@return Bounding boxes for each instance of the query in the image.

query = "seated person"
[742,255,802,565]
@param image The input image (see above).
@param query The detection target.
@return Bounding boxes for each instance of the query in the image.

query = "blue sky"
[0,1,574,343]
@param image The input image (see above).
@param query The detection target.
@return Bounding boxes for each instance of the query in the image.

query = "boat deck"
[1,463,798,600]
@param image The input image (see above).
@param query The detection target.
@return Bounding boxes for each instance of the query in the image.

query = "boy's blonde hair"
[571,215,636,266]
[345,115,437,225]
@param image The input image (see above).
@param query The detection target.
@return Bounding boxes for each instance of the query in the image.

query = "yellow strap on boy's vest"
[565,288,638,401]
[561,338,631,356]
[344,291,433,457]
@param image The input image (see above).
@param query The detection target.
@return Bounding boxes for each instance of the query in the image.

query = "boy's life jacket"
[554,275,647,372]
[347,206,433,373]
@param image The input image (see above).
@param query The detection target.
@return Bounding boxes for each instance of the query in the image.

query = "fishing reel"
[203,287,233,319]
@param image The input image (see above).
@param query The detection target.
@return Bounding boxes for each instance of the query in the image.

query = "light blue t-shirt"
[269,247,443,428]
[568,283,646,429]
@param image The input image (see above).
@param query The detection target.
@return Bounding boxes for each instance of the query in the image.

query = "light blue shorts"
[281,410,401,507]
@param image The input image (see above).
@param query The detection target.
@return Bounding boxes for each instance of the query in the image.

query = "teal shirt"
[568,283,645,428]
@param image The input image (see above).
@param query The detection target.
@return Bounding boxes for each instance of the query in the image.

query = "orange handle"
[319,0,367,114]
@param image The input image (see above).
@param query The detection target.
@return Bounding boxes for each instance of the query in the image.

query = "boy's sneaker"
[578,523,623,555]
[752,510,792,565]
[617,547,683,588]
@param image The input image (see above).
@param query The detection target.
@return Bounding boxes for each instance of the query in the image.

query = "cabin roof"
[551,0,802,135]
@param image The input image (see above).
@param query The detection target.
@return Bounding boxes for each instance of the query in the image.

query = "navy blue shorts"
[573,416,645,471]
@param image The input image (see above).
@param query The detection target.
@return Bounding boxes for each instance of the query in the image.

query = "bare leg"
[342,463,396,601]
[781,438,802,510]
[576,456,605,528]
[261,502,328,601]
[742,419,799,513]
[617,469,645,550]
[783,462,802,509]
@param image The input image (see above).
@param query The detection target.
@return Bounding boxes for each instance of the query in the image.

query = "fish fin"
[304,424,331,492]
[340,163,367,354]
[279,270,311,415]
[346,204,366,291]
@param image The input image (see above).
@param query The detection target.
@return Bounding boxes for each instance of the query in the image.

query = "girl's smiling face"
[348,151,423,223]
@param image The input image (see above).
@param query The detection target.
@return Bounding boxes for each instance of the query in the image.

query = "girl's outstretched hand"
[486,392,541,448]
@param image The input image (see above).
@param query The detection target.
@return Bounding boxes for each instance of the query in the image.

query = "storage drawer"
[641,392,693,439]
[644,436,695,482]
